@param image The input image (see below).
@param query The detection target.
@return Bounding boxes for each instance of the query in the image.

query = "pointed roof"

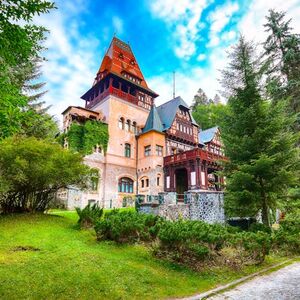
[95,37,149,89]
[198,126,219,144]
[156,96,198,130]
[142,105,164,134]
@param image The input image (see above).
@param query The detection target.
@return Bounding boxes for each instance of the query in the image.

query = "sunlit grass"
[0,211,287,299]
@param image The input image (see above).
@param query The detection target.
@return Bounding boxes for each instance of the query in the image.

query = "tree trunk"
[259,178,270,227]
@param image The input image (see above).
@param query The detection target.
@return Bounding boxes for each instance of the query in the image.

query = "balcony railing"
[86,86,148,109]
[164,148,227,166]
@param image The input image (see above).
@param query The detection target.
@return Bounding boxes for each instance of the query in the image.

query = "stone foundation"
[138,191,225,224]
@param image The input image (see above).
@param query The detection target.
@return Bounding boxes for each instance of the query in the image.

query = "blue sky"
[34,0,300,122]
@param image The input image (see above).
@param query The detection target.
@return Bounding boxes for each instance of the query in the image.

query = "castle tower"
[78,37,158,207]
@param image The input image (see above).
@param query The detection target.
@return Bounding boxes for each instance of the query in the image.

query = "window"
[118,117,124,129]
[144,145,151,157]
[141,179,144,188]
[132,121,137,134]
[156,145,163,156]
[118,177,133,193]
[157,176,160,186]
[90,170,99,191]
[125,143,131,158]
[146,178,149,187]
[125,120,130,131]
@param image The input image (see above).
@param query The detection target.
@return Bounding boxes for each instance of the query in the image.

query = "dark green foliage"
[94,210,162,243]
[155,219,271,267]
[230,231,271,264]
[0,136,90,213]
[264,9,300,118]
[221,36,299,227]
[76,204,103,228]
[59,120,109,155]
[0,1,56,139]
[272,211,300,255]
[248,222,272,234]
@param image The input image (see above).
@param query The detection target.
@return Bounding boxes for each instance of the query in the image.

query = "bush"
[230,231,271,264]
[76,204,103,228]
[94,210,162,243]
[155,220,229,267]
[272,214,300,254]
[249,222,272,234]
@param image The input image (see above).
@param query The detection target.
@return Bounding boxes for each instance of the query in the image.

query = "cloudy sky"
[35,0,300,123]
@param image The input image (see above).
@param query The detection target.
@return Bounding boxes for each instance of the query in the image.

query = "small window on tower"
[119,53,124,59]
[130,60,135,65]
[144,145,151,157]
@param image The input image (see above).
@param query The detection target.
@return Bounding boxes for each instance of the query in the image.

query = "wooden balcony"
[164,148,227,166]
[86,86,149,110]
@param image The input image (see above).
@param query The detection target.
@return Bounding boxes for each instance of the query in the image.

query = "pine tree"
[21,59,58,139]
[221,36,299,227]
[213,94,221,104]
[191,88,209,110]
[264,10,300,117]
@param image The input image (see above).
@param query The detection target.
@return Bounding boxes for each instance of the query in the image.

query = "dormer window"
[119,52,124,59]
[130,60,135,66]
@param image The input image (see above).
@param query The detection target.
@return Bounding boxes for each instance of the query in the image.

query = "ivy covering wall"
[59,120,109,155]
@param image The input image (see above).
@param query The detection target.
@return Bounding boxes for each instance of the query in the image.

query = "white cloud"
[197,53,206,61]
[33,2,101,126]
[150,0,209,59]
[207,2,239,47]
[112,16,124,35]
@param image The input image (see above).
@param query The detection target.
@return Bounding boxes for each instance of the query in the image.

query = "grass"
[0,211,289,300]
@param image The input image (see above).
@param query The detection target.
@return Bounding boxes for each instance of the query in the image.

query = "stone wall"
[186,191,225,224]
[138,191,225,224]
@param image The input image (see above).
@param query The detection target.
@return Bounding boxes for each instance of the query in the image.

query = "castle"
[61,37,226,209]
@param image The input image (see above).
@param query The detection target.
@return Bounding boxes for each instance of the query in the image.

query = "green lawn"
[0,211,288,299]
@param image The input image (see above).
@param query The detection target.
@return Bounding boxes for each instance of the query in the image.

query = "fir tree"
[264,10,300,117]
[191,88,209,110]
[221,36,299,227]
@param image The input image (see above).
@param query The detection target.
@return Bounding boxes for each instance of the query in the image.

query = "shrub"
[248,222,272,234]
[230,231,271,264]
[272,214,300,254]
[155,220,229,267]
[94,210,162,243]
[76,204,103,228]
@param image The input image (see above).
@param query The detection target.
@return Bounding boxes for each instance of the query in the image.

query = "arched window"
[132,121,137,134]
[157,174,161,186]
[125,119,130,131]
[118,117,124,129]
[125,143,131,158]
[118,177,133,193]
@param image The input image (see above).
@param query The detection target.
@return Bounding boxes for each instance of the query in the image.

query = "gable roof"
[142,105,164,134]
[198,126,219,144]
[95,37,149,89]
[156,96,198,130]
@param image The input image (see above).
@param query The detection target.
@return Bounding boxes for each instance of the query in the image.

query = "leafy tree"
[0,136,91,213]
[264,10,300,117]
[192,103,227,130]
[221,36,299,227]
[0,0,56,139]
